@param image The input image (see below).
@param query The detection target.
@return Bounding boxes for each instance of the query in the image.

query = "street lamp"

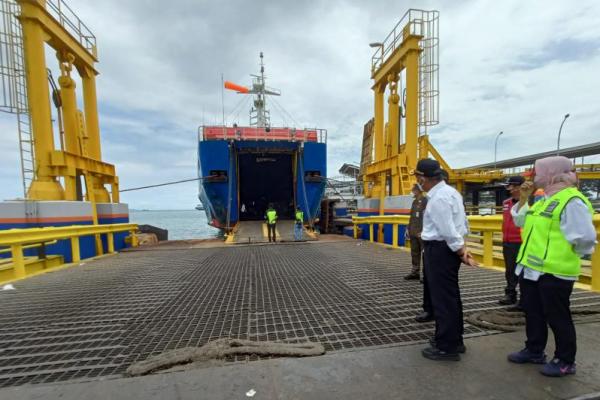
[369,42,384,65]
[556,113,570,155]
[494,131,504,170]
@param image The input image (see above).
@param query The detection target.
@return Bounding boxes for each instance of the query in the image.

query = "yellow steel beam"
[49,151,116,180]
[0,223,137,246]
[18,0,98,73]
[421,135,453,174]
[403,45,419,170]
[373,85,385,162]
[371,35,421,86]
[577,171,600,180]
[364,154,404,177]
[18,6,64,200]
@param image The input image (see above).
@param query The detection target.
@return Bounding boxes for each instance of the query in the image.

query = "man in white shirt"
[415,159,476,361]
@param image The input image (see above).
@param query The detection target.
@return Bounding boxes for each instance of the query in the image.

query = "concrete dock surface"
[2,323,600,400]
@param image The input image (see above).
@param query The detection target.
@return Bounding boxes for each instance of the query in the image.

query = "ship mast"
[223,53,281,128]
[249,52,280,128]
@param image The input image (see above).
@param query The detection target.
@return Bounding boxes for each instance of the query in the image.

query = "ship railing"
[199,126,327,144]
[352,214,600,292]
[0,223,138,284]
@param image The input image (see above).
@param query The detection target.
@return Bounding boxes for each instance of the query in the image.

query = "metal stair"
[0,0,35,197]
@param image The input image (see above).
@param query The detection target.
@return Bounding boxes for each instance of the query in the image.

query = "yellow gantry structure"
[363,10,442,213]
[365,21,420,202]
[17,0,118,212]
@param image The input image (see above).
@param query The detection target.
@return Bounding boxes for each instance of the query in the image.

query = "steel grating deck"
[1,240,600,388]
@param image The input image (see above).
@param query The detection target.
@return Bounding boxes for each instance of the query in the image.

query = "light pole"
[556,113,570,155]
[494,131,503,170]
[369,42,384,64]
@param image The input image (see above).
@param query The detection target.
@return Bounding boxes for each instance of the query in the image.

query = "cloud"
[1,0,600,209]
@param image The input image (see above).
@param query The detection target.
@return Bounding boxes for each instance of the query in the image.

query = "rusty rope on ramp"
[466,306,600,333]
[126,338,326,376]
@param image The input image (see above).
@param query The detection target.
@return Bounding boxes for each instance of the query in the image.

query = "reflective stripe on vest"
[516,187,593,277]
[266,209,277,224]
[295,211,304,223]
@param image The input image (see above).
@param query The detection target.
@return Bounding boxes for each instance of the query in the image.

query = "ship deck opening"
[238,152,294,220]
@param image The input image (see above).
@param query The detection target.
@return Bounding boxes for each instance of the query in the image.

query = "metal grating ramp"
[1,241,600,388]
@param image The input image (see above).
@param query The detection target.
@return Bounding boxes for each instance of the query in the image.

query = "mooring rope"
[126,338,325,376]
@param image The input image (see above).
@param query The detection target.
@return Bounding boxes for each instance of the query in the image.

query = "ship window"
[304,171,321,177]
[210,170,228,177]
[304,171,322,182]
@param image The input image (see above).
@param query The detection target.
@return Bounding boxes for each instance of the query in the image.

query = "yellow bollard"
[592,245,600,292]
[369,224,374,242]
[392,223,398,248]
[130,230,139,247]
[353,224,358,239]
[70,237,80,263]
[482,231,493,266]
[107,233,115,253]
[11,244,26,279]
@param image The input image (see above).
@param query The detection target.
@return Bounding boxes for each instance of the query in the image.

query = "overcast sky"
[1,0,599,209]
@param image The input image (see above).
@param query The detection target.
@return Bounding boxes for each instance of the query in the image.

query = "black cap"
[414,158,442,178]
[505,175,525,186]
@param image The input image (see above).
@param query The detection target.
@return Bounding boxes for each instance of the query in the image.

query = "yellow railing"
[352,214,600,292]
[0,223,138,282]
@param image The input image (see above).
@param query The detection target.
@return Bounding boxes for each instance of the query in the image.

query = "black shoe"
[498,294,517,306]
[506,303,523,312]
[429,338,466,354]
[422,346,460,361]
[415,312,434,323]
[404,271,420,280]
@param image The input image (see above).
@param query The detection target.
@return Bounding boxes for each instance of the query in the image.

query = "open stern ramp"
[232,220,316,243]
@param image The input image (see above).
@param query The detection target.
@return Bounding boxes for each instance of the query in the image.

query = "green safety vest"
[266,209,277,224]
[517,187,593,277]
[295,210,304,223]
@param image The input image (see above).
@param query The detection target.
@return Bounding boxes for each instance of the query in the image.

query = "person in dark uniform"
[498,175,524,306]
[405,184,428,281]
[415,159,477,361]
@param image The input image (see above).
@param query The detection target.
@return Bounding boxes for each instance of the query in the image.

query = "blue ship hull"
[197,134,326,230]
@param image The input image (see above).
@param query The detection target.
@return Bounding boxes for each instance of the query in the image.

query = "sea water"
[129,210,221,240]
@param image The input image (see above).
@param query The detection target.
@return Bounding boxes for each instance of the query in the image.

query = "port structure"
[0,0,119,211]
[363,10,440,202]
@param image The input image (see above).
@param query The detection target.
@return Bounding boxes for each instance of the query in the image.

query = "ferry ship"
[197,53,327,232]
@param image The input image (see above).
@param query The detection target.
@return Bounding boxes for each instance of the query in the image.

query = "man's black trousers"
[423,240,464,352]
[502,242,521,299]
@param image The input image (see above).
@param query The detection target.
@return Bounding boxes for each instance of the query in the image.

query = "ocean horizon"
[129,209,221,240]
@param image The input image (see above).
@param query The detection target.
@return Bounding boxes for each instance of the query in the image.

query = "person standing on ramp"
[265,204,278,242]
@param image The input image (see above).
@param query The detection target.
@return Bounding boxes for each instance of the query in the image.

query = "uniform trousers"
[502,242,521,298]
[424,240,464,352]
[267,223,277,242]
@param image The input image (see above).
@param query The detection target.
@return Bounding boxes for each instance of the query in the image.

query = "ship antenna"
[257,52,267,128]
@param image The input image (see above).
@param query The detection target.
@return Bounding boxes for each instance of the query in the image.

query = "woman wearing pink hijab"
[507,156,596,377]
